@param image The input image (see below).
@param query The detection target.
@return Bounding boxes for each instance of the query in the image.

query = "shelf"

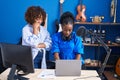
[85,60,101,67]
[83,43,120,47]
[85,64,101,67]
[84,62,114,68]
[74,22,120,26]
[105,65,114,68]
[85,65,114,69]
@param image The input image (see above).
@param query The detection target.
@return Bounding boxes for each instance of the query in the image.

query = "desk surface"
[0,68,101,80]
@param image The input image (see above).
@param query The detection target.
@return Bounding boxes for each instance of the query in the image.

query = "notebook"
[55,60,81,76]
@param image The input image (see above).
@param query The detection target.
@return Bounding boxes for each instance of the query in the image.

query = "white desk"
[0,68,101,80]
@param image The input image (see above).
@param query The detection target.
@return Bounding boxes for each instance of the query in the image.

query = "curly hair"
[25,6,46,25]
[60,11,74,26]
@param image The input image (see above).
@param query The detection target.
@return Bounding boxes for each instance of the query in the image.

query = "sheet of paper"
[37,69,56,79]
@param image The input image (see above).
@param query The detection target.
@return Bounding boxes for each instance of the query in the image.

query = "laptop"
[55,60,81,76]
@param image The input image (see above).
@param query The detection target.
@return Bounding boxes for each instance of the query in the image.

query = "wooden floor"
[104,71,119,80]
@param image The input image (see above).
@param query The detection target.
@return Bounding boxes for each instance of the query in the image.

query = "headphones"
[61,33,72,41]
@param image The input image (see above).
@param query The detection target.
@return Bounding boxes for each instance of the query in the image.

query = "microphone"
[77,26,112,79]
[76,26,89,43]
[76,26,93,36]
[76,26,99,44]
[76,26,87,36]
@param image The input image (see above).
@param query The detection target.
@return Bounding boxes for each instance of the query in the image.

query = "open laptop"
[55,60,81,76]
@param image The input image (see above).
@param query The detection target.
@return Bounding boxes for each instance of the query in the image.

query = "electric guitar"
[55,0,64,32]
[76,0,86,22]
[115,58,120,76]
[110,0,115,17]
[111,0,117,23]
[43,14,48,28]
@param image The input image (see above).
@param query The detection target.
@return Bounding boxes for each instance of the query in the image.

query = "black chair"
[46,51,55,69]
[46,60,55,69]
[0,47,6,73]
[18,37,55,69]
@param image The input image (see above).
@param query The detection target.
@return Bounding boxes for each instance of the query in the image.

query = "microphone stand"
[88,30,112,80]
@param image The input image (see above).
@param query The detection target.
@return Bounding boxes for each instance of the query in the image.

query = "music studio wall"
[0,0,120,60]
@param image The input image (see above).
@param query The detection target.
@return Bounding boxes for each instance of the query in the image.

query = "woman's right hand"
[33,23,40,35]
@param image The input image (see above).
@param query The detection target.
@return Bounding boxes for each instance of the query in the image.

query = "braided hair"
[60,11,74,26]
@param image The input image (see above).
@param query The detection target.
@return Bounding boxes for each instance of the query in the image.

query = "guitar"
[111,0,117,23]
[110,0,115,17]
[76,0,86,22]
[42,14,48,28]
[115,58,120,76]
[55,0,64,32]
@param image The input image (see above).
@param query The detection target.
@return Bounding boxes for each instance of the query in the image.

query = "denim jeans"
[34,51,43,68]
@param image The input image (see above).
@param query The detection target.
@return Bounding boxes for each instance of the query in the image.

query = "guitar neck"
[113,0,117,23]
[60,3,63,16]
[80,0,83,11]
[80,0,83,5]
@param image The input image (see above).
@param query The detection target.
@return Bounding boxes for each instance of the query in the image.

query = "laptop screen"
[55,60,81,76]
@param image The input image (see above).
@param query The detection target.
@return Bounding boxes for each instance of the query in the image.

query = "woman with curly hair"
[22,6,52,69]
